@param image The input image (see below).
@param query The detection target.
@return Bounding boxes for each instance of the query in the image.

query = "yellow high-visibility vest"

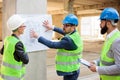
[100,31,120,80]
[56,31,83,72]
[1,36,26,80]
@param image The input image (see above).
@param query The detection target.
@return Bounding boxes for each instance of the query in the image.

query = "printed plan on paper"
[19,14,53,52]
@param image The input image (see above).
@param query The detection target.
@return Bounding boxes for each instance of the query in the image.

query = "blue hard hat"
[100,7,120,20]
[62,14,78,26]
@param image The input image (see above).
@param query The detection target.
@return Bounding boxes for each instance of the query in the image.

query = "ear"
[106,21,111,26]
[17,27,22,32]
[72,26,76,30]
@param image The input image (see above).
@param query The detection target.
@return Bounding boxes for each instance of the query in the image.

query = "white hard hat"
[7,14,26,31]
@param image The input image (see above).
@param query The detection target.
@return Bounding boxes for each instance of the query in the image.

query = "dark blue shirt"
[38,27,77,50]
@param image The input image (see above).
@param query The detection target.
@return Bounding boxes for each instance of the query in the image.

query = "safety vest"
[56,31,83,72]
[100,31,120,80]
[1,36,26,80]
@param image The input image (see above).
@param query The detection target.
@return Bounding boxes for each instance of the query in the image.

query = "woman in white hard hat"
[0,14,29,80]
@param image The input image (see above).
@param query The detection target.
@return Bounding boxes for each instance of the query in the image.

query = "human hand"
[30,29,39,39]
[42,20,54,32]
[88,62,97,72]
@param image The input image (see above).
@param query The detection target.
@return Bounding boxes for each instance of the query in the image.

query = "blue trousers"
[57,69,80,80]
[63,70,80,80]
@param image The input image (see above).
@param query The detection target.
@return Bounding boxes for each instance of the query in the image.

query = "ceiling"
[47,0,120,15]
[0,0,120,15]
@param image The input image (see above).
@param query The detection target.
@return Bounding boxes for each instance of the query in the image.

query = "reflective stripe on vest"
[57,52,81,56]
[1,74,24,80]
[100,60,115,66]
[2,61,24,70]
[56,60,79,66]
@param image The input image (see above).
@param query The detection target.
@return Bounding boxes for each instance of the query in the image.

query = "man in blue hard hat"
[31,14,83,80]
[89,7,120,80]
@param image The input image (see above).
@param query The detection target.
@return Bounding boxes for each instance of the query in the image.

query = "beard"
[100,25,108,34]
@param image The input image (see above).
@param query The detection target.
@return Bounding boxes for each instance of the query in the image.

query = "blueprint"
[19,14,53,52]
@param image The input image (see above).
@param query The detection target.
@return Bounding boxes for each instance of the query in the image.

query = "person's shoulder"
[61,36,74,44]
[15,41,24,47]
[112,38,120,47]
[62,36,71,40]
[114,38,120,43]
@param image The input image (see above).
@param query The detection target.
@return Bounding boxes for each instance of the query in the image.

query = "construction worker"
[0,15,29,80]
[31,14,83,80]
[89,7,120,80]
